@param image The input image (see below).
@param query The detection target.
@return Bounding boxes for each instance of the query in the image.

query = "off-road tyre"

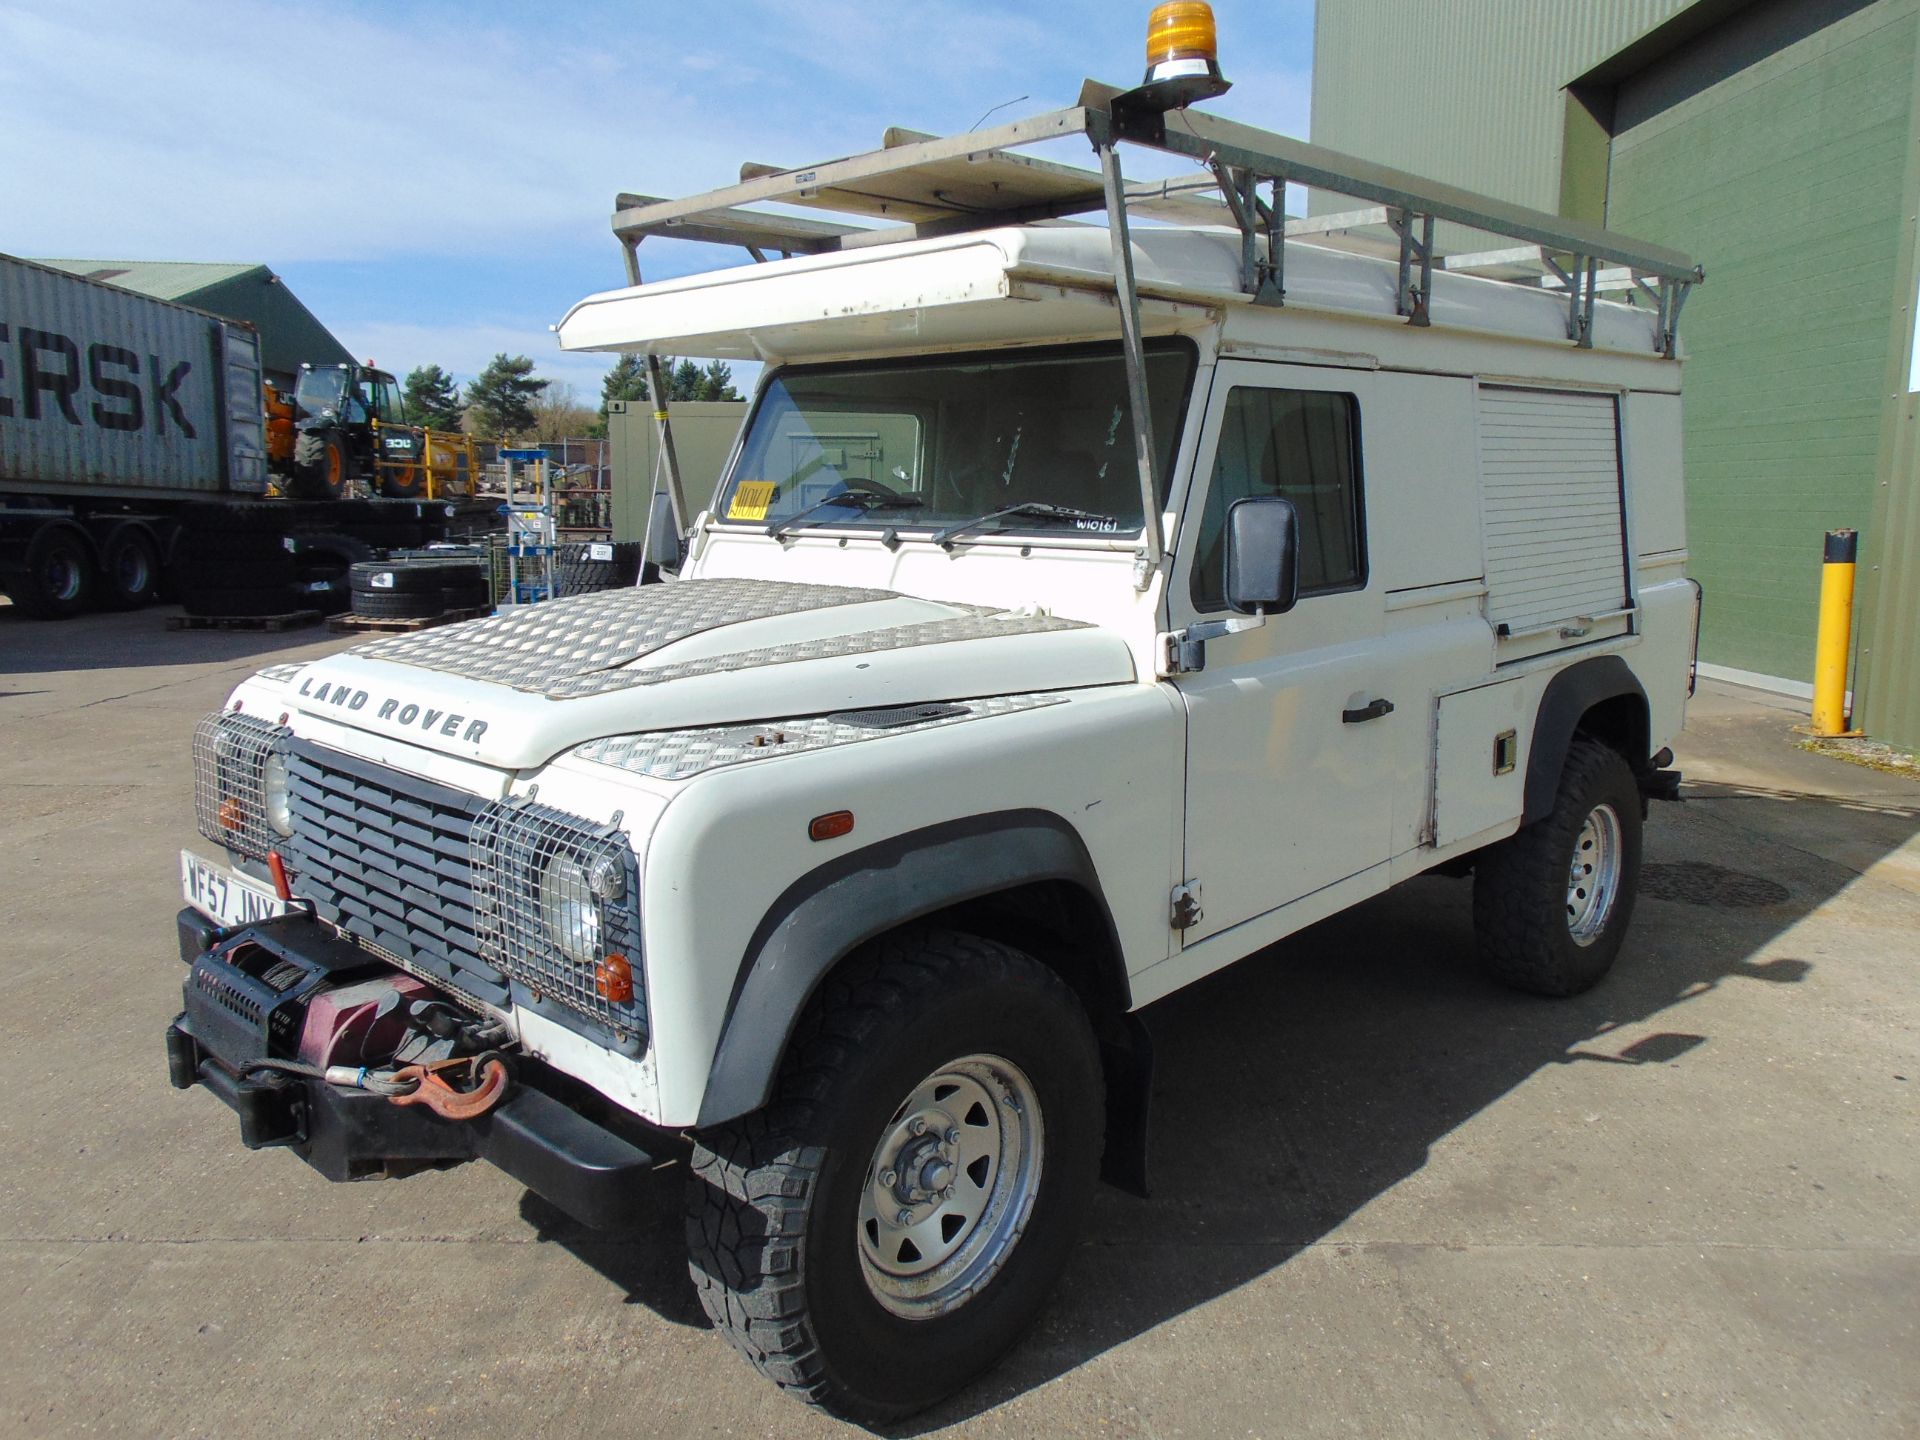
[552,541,642,597]
[349,558,479,596]
[171,531,290,564]
[290,431,349,501]
[1473,737,1643,996]
[348,588,444,620]
[686,930,1103,1423]
[187,556,297,589]
[287,533,373,616]
[440,577,492,612]
[99,524,161,609]
[6,525,96,619]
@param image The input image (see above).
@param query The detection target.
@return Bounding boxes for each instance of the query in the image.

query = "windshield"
[293,368,348,422]
[715,340,1197,538]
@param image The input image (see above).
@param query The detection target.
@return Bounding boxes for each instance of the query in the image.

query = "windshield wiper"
[767,491,923,539]
[931,502,1116,551]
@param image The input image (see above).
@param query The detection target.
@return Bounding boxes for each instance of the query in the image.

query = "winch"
[168,915,514,1173]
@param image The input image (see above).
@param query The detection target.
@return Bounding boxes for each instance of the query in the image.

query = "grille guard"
[279,738,646,1053]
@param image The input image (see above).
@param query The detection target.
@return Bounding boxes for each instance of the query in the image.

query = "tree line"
[402,352,741,442]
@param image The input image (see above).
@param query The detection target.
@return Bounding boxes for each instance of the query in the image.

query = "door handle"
[1342,698,1395,724]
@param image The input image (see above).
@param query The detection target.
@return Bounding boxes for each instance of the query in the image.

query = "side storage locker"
[1477,385,1632,662]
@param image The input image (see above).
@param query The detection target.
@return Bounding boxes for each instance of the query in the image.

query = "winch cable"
[238,1057,420,1097]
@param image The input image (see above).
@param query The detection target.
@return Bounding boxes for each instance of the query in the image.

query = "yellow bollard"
[1810,528,1861,737]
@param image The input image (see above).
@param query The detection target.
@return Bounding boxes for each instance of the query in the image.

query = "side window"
[1190,387,1364,612]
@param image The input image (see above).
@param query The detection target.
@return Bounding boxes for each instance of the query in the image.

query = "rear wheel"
[100,524,161,609]
[685,931,1103,1423]
[1473,737,1643,996]
[6,525,96,619]
[378,458,426,499]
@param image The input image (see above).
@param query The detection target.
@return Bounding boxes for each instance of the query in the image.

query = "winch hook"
[387,1054,511,1121]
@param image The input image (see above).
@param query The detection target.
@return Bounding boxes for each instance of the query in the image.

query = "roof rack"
[607,80,1701,584]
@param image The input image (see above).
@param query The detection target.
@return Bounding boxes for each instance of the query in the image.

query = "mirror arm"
[1160,609,1267,677]
[1186,610,1268,644]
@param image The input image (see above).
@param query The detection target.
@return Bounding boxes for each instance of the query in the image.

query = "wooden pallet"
[328,604,490,635]
[167,610,323,633]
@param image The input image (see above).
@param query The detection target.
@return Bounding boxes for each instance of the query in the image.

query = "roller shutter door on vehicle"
[1477,385,1629,651]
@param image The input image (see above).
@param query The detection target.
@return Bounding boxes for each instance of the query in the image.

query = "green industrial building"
[29,259,352,391]
[1312,0,1920,748]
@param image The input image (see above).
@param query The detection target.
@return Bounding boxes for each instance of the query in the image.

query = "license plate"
[180,850,287,929]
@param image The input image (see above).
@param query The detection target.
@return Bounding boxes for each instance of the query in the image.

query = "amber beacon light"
[1135,3,1231,109]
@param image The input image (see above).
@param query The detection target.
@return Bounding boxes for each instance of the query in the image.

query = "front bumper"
[166,908,658,1230]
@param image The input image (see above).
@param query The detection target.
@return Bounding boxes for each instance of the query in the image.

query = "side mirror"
[1224,496,1300,615]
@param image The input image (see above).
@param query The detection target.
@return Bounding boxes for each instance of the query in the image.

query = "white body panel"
[204,219,1695,1130]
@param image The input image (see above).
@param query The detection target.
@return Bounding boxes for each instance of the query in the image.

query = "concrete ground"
[1,602,1915,1440]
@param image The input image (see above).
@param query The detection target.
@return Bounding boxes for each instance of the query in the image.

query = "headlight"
[263,752,294,838]
[540,853,603,965]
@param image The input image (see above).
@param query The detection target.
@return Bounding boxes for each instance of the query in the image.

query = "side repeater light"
[808,810,855,842]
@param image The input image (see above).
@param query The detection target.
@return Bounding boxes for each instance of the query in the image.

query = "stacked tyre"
[170,504,302,618]
[347,557,491,621]
[553,541,646,596]
[286,532,374,615]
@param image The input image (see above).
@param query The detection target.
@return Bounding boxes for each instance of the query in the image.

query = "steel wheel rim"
[857,1053,1043,1319]
[114,545,149,594]
[1567,802,1623,945]
[46,551,81,601]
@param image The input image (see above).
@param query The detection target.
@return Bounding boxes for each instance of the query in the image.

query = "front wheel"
[1473,737,1643,996]
[685,930,1103,1423]
[290,431,348,500]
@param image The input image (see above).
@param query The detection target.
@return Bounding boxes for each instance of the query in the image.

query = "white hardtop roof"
[556,221,1666,363]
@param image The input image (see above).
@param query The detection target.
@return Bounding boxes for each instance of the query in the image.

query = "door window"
[370,377,407,424]
[1190,387,1364,612]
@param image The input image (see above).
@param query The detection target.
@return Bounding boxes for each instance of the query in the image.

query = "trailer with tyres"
[0,253,461,618]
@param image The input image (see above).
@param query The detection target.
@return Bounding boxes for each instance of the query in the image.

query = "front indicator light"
[595,954,635,1005]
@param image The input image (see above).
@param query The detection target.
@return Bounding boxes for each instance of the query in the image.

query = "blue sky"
[1,0,1315,400]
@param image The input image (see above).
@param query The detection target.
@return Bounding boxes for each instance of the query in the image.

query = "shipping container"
[0,253,266,500]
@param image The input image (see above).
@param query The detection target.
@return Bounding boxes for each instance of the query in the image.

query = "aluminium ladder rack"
[602,79,1701,584]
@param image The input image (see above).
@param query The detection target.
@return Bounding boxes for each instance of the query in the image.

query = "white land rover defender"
[168,17,1703,1422]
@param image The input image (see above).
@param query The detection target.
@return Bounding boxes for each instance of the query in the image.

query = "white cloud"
[0,0,1314,389]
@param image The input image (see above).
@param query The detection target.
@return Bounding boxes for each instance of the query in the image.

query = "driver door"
[1171,361,1398,944]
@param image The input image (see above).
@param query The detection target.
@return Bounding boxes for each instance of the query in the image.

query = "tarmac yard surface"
[2,604,1915,1439]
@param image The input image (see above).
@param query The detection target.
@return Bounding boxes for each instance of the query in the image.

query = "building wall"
[1309,0,1692,210]
[606,400,748,543]
[1856,40,1920,748]
[1606,2,1918,683]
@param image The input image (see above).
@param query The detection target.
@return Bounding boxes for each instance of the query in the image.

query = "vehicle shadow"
[0,604,346,674]
[522,779,1911,1432]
